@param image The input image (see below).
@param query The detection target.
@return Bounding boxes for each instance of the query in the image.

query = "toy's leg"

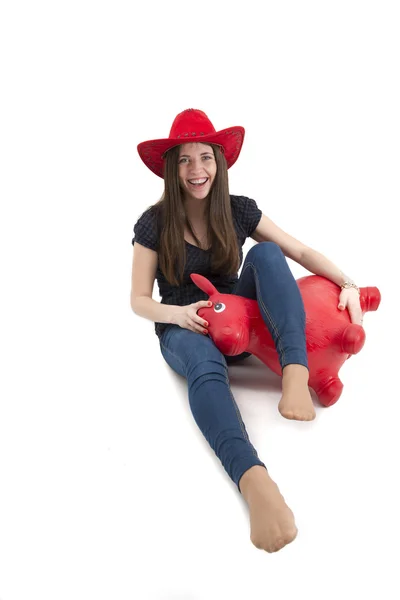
[311,376,344,407]
[233,242,315,421]
[159,324,298,552]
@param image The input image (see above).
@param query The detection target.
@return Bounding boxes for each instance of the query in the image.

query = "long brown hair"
[151,144,240,287]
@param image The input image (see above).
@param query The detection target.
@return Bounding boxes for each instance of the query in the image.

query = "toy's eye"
[214,302,226,313]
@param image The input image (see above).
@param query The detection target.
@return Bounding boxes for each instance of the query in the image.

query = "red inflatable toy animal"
[191,274,381,407]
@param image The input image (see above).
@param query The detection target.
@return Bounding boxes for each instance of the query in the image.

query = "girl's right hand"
[171,300,212,334]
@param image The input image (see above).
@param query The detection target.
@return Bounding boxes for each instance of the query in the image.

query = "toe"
[280,408,295,420]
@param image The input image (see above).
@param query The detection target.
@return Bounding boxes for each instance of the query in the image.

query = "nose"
[221,326,233,336]
[188,157,205,174]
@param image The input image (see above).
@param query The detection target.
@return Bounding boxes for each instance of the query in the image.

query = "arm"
[251,214,363,325]
[130,243,182,324]
[295,247,356,289]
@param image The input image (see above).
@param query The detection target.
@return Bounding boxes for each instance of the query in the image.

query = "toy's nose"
[221,326,233,336]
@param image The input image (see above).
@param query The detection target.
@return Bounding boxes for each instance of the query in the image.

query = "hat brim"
[137,126,245,178]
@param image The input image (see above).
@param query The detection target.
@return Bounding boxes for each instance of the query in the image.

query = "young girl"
[130,108,362,553]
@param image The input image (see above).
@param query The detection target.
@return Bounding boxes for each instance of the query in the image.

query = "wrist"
[340,281,360,295]
[169,305,183,325]
[339,272,360,295]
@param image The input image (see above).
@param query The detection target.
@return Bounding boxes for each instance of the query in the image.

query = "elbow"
[130,293,137,313]
[131,294,149,313]
[131,293,153,314]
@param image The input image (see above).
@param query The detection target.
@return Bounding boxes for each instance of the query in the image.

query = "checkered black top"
[132,195,262,338]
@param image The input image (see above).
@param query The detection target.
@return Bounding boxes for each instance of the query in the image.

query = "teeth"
[188,178,208,184]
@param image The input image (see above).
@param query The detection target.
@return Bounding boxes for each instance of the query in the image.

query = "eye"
[214,302,226,313]
[203,155,212,160]
[178,157,189,164]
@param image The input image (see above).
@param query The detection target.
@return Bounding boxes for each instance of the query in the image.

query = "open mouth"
[188,177,209,188]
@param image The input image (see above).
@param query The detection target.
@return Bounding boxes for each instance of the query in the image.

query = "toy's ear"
[190,273,218,296]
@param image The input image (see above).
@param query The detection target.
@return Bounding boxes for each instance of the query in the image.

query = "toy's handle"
[360,287,381,312]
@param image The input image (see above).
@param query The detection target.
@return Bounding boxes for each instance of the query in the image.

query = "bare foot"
[239,466,298,553]
[278,364,316,421]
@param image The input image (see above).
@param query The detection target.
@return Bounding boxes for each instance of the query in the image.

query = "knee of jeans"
[187,352,228,383]
[247,241,284,263]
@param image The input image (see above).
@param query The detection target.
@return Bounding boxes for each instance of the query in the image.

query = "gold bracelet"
[340,281,360,295]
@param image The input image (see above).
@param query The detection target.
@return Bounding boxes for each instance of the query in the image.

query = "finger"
[197,318,208,333]
[185,317,198,333]
[191,318,208,334]
[190,324,203,334]
[198,300,212,307]
[190,308,208,326]
[349,307,363,325]
[195,301,212,316]
[196,315,209,327]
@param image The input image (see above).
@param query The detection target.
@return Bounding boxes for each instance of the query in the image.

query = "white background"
[1,1,399,599]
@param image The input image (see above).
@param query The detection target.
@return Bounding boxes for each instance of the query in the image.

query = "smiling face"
[178,143,217,201]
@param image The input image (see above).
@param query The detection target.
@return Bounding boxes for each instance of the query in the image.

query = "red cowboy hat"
[137,108,245,178]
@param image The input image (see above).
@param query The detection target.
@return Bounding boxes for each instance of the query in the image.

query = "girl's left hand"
[338,288,364,325]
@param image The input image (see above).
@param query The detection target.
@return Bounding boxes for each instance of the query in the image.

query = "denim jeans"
[159,242,308,494]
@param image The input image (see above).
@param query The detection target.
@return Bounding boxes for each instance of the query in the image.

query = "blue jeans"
[159,242,308,494]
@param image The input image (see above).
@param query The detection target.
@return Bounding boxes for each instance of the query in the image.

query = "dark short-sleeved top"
[131,195,262,339]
